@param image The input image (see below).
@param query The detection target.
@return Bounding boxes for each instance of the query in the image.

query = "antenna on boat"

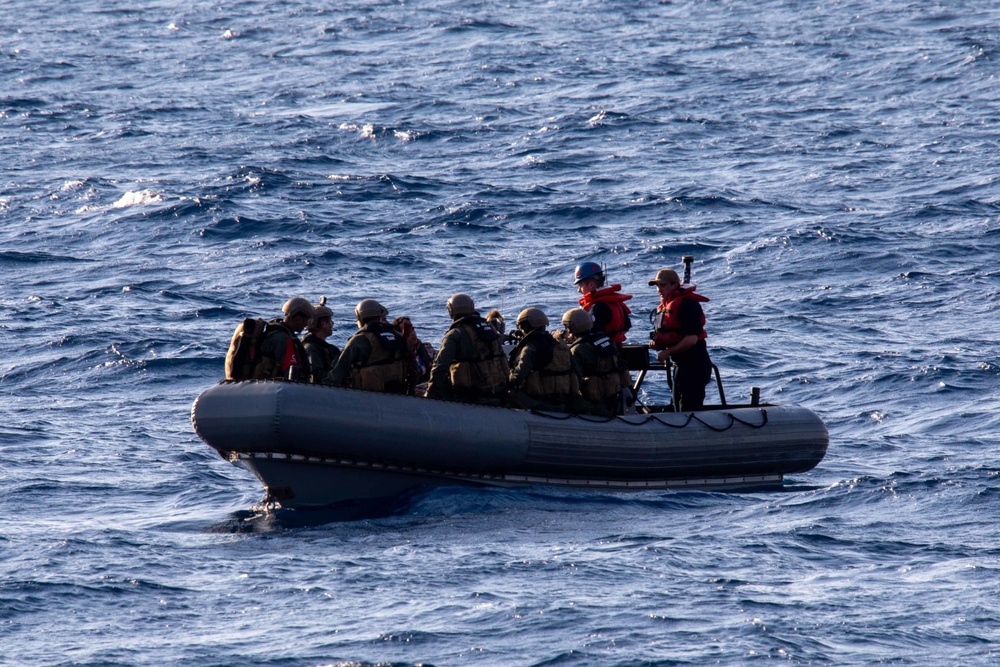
[500,250,507,314]
[682,255,694,285]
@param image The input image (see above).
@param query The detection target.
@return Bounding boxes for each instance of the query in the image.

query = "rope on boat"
[530,408,769,431]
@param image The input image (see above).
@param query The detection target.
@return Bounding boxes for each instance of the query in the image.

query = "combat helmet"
[282,297,314,319]
[561,308,594,336]
[516,307,548,332]
[307,296,334,331]
[354,298,388,326]
[446,293,476,319]
[573,261,605,285]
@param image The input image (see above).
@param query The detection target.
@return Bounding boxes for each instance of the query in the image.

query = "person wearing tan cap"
[255,297,313,380]
[648,269,713,410]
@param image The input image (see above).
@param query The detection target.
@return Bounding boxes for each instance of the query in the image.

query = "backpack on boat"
[224,318,269,380]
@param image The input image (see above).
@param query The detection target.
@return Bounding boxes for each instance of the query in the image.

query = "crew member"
[508,307,579,412]
[326,299,411,394]
[485,309,506,338]
[562,308,633,417]
[301,296,340,384]
[648,268,713,411]
[256,297,312,380]
[393,315,435,387]
[573,261,633,345]
[426,294,509,404]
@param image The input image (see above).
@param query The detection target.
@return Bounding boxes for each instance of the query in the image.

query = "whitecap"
[113,190,163,208]
[588,110,609,126]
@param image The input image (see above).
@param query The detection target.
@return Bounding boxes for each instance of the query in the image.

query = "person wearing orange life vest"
[253,297,312,380]
[573,261,632,345]
[648,268,713,411]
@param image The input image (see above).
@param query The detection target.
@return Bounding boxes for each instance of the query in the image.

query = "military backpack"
[224,318,269,380]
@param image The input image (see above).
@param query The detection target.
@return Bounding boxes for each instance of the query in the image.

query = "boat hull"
[192,381,829,508]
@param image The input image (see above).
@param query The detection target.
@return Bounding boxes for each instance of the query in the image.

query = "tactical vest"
[572,333,624,405]
[254,320,310,380]
[302,333,339,383]
[448,317,510,395]
[349,324,410,394]
[515,332,575,401]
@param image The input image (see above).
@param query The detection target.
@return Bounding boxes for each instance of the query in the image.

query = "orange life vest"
[652,288,709,349]
[578,284,632,344]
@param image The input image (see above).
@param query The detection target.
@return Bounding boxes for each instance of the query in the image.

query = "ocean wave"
[6,0,1000,662]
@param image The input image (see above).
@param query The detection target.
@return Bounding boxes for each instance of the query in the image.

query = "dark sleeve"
[678,299,704,337]
[261,330,288,362]
[326,335,371,386]
[569,345,589,378]
[303,341,324,376]
[426,330,460,398]
[509,342,536,387]
[588,301,613,336]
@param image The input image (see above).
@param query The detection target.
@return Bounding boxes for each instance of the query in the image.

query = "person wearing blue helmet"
[573,261,633,345]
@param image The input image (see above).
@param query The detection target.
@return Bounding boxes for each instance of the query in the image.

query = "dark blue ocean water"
[3,0,999,664]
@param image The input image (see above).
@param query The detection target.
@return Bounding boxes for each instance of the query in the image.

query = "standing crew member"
[256,297,313,380]
[301,296,340,384]
[508,307,579,412]
[573,261,633,345]
[325,299,411,394]
[648,268,713,411]
[426,294,509,405]
[562,308,633,417]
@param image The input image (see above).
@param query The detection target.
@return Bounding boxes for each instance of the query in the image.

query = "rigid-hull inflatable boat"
[191,380,829,508]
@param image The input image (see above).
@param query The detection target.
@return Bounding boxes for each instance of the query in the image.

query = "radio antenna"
[500,250,508,314]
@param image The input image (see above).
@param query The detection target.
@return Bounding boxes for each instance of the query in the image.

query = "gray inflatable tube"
[192,381,829,508]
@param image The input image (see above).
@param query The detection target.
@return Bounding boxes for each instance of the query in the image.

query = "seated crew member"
[648,268,713,411]
[256,297,312,380]
[425,293,509,405]
[325,299,411,394]
[301,296,340,384]
[561,308,633,417]
[485,309,506,338]
[393,315,435,386]
[573,261,633,345]
[507,307,580,412]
